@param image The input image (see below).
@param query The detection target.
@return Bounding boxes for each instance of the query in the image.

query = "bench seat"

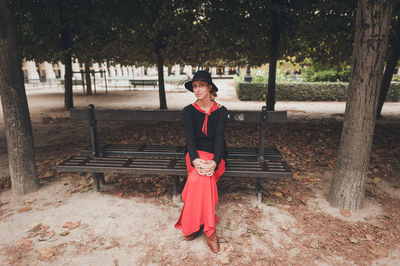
[79,145,283,161]
[57,155,291,178]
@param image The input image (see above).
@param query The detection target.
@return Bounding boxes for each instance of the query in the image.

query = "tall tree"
[0,0,39,194]
[328,0,393,210]
[114,0,197,109]
[377,7,400,118]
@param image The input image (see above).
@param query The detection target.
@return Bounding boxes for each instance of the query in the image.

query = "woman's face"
[192,80,212,100]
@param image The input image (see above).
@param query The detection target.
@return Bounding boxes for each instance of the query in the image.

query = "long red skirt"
[175,150,226,237]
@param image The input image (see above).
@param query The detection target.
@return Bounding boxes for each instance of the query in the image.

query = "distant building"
[22,59,238,81]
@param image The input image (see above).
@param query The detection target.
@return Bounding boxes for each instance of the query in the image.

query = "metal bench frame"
[57,104,291,201]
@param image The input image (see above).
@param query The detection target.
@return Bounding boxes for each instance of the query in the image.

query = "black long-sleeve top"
[183,103,228,169]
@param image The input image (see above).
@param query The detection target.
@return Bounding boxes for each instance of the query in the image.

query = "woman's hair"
[210,88,218,100]
[209,82,218,100]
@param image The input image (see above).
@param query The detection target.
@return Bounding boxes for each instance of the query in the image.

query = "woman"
[175,70,228,253]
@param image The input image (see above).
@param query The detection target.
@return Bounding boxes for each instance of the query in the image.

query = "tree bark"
[376,18,400,118]
[328,0,393,210]
[85,62,92,96]
[0,0,40,194]
[59,4,73,109]
[156,50,167,109]
[63,51,73,109]
[266,8,280,111]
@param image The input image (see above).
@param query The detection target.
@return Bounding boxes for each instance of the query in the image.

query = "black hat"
[184,70,219,92]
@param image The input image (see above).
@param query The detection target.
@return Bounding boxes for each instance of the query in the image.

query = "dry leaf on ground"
[369,246,388,258]
[39,247,59,258]
[340,209,352,217]
[15,238,33,247]
[62,220,81,229]
[18,206,32,213]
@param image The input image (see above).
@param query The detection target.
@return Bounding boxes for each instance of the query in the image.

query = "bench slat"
[70,109,287,123]
[79,145,283,161]
[57,156,292,178]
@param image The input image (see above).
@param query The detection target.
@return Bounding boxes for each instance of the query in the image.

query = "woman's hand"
[193,159,216,176]
[193,158,207,175]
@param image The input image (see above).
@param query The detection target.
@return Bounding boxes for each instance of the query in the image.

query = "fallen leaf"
[180,250,188,260]
[349,236,358,244]
[286,248,301,258]
[41,171,54,179]
[340,209,352,217]
[310,239,319,249]
[219,237,228,243]
[39,230,55,241]
[27,231,39,238]
[274,192,283,197]
[0,201,9,207]
[62,220,81,230]
[299,196,308,204]
[286,196,293,202]
[28,222,42,230]
[38,225,50,234]
[18,206,32,213]
[80,187,90,193]
[307,177,319,182]
[39,247,58,258]
[365,234,374,241]
[369,246,388,258]
[15,238,33,247]
[293,173,302,180]
[226,220,239,231]
[264,200,275,206]
[24,199,36,204]
[59,230,69,236]
[374,177,382,182]
[332,231,342,237]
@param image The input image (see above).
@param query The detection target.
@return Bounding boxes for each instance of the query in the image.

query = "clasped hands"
[192,158,217,177]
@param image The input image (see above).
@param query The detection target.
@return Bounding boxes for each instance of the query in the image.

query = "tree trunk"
[266,8,280,111]
[60,7,73,109]
[0,0,40,194]
[328,0,393,210]
[156,50,167,109]
[85,61,92,95]
[63,52,73,109]
[377,18,400,118]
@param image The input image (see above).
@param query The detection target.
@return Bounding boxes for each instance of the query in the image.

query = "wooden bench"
[56,104,292,201]
[129,79,158,88]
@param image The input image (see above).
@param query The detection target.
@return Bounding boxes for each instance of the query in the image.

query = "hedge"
[235,81,400,101]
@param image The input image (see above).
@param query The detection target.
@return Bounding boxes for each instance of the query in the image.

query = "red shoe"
[206,231,220,253]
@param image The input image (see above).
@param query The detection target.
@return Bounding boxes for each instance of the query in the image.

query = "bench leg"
[256,178,262,203]
[100,173,106,185]
[93,173,102,192]
[172,175,180,201]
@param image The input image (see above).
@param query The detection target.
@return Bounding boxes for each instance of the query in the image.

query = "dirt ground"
[0,80,399,265]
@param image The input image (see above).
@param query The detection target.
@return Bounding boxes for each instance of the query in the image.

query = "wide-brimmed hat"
[184,70,218,92]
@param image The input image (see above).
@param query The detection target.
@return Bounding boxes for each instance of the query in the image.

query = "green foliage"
[236,82,400,101]
[302,64,351,82]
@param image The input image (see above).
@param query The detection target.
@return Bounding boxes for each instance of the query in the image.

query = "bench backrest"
[72,104,287,160]
[70,106,287,124]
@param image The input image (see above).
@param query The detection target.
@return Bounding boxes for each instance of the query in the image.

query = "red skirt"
[175,150,226,237]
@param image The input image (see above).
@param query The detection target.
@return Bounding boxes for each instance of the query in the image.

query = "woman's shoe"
[184,230,201,241]
[206,231,220,253]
